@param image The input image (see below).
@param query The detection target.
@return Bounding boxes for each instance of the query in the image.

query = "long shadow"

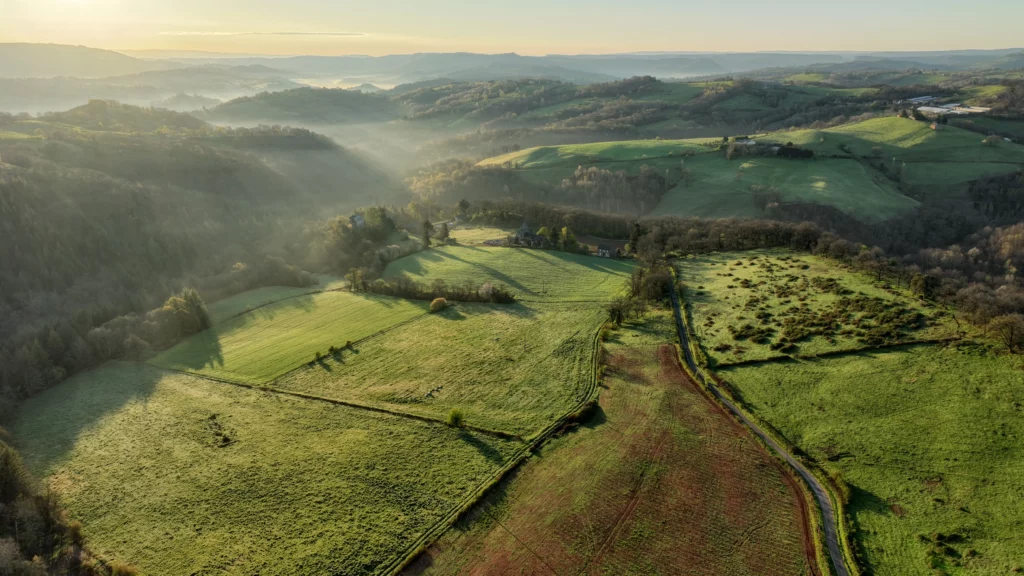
[458,430,506,465]
[152,328,225,372]
[435,250,534,294]
[9,361,165,477]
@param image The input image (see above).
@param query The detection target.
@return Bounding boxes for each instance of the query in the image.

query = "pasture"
[275,302,606,438]
[478,137,719,169]
[206,285,322,325]
[652,154,918,223]
[150,291,428,383]
[408,311,812,576]
[382,246,635,302]
[721,343,1024,576]
[446,225,513,245]
[10,362,522,576]
[678,250,949,365]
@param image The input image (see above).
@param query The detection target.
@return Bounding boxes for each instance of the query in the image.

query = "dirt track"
[669,279,851,576]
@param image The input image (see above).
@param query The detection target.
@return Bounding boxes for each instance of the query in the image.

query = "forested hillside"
[0,101,406,354]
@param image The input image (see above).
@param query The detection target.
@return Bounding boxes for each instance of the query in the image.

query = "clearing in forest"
[275,302,604,437]
[721,343,1024,576]
[9,362,522,576]
[406,311,814,576]
[382,246,635,302]
[149,290,428,383]
[678,250,950,365]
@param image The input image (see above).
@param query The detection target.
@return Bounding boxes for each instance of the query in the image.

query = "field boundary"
[210,284,346,326]
[151,364,522,441]
[668,276,851,576]
[711,337,960,369]
[379,319,607,576]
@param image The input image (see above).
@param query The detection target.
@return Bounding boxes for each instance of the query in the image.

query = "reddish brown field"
[404,313,815,576]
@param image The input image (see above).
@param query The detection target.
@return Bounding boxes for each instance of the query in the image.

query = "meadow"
[275,302,606,438]
[10,362,522,576]
[652,154,918,223]
[446,225,513,245]
[408,311,812,576]
[678,250,949,365]
[206,285,323,325]
[721,343,1024,576]
[382,246,635,302]
[150,291,429,383]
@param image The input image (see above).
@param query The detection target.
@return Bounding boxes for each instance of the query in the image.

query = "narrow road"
[668,281,851,576]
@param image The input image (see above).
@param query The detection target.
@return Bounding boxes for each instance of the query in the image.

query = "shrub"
[430,298,449,313]
[345,340,353,349]
[447,409,464,428]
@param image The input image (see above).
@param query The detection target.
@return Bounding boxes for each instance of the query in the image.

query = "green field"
[762,117,1024,164]
[446,226,513,245]
[382,246,635,302]
[478,117,1024,223]
[276,302,605,437]
[10,362,521,576]
[478,137,719,169]
[206,285,323,325]
[414,311,812,575]
[721,344,1024,575]
[678,250,949,365]
[653,154,918,222]
[150,291,428,383]
[954,116,1024,141]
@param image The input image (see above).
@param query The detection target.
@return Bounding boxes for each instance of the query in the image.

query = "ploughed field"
[678,250,950,365]
[721,343,1024,575]
[407,311,814,576]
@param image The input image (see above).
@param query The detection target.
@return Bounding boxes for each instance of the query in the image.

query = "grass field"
[954,116,1024,141]
[721,343,1024,575]
[275,302,605,437]
[678,250,949,365]
[652,154,918,223]
[407,311,812,575]
[762,117,1024,165]
[206,285,323,325]
[10,362,522,576]
[382,246,635,302]
[446,226,513,245]
[150,291,428,383]
[478,138,719,169]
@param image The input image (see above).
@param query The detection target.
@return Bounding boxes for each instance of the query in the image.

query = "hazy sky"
[3,0,1023,56]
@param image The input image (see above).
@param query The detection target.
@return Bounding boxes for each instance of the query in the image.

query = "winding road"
[668,280,851,576]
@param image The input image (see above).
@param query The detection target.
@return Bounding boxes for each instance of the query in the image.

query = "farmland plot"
[678,250,949,365]
[382,246,635,302]
[275,302,606,438]
[407,311,813,576]
[722,344,1024,575]
[10,362,521,576]
[150,290,428,383]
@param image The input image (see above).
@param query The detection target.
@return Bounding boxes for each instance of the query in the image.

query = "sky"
[2,0,1023,56]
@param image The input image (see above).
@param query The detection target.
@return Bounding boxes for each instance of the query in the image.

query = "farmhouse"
[350,214,365,228]
[597,245,614,258]
[514,221,545,247]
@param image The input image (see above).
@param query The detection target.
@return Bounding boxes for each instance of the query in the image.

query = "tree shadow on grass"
[10,361,165,477]
[458,429,507,465]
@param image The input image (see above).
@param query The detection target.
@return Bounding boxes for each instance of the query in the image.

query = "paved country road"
[668,280,851,576]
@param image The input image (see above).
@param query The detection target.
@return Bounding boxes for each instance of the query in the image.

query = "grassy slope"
[276,303,605,437]
[10,362,521,576]
[206,285,323,325]
[446,226,514,245]
[653,154,917,223]
[721,344,1024,575]
[409,311,811,576]
[150,291,428,384]
[382,246,635,303]
[478,138,718,169]
[678,250,949,365]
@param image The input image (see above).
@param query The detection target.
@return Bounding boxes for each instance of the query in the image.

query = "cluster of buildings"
[904,96,991,116]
